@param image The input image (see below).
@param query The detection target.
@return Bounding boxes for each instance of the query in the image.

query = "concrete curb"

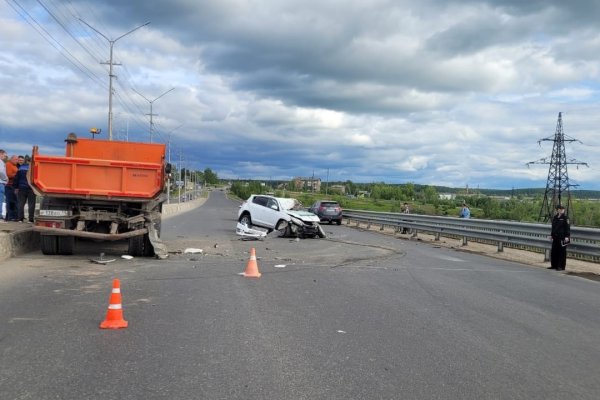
[0,227,41,261]
[0,196,208,261]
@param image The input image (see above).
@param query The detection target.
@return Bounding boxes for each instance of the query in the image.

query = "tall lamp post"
[177,150,183,203]
[79,19,150,140]
[133,87,175,143]
[165,124,183,204]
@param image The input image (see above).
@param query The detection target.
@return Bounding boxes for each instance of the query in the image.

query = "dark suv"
[309,200,343,225]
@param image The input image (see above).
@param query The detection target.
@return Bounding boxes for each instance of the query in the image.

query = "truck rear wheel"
[128,236,144,257]
[128,234,155,257]
[41,235,58,255]
[142,234,154,257]
[57,236,75,255]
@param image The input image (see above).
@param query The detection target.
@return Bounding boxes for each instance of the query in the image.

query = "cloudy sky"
[1,0,599,189]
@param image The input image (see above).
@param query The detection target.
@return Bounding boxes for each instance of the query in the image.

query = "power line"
[36,0,103,64]
[8,0,178,146]
[6,0,106,88]
[132,87,175,143]
[78,18,150,139]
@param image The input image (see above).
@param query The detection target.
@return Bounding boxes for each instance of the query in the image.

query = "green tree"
[345,180,357,196]
[423,186,438,204]
[289,179,299,191]
[402,183,415,200]
[203,168,218,185]
[230,181,263,200]
[195,170,205,184]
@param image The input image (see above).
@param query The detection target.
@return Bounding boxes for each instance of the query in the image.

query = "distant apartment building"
[293,176,321,192]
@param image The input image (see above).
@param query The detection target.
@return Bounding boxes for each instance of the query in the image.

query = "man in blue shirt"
[13,157,36,223]
[459,202,471,218]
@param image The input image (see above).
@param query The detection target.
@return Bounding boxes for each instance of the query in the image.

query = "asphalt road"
[1,191,599,399]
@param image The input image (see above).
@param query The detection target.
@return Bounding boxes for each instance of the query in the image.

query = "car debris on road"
[184,248,204,254]
[90,252,116,264]
[236,222,268,240]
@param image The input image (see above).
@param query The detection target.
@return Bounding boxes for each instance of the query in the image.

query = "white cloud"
[1,0,599,189]
[396,155,431,172]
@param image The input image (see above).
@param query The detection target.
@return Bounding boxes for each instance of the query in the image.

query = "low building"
[293,177,321,192]
[439,193,456,200]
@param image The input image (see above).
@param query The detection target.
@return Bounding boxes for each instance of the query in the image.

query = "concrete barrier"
[0,196,207,261]
[162,197,207,218]
[0,226,40,261]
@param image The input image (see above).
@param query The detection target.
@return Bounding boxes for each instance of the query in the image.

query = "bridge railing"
[343,209,600,263]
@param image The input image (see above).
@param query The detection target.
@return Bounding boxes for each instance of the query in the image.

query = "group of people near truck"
[0,150,37,223]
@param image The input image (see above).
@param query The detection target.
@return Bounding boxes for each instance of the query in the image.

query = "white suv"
[238,195,325,238]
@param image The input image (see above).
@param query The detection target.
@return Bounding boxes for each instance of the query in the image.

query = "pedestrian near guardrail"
[549,204,570,271]
[401,202,410,234]
[459,202,471,219]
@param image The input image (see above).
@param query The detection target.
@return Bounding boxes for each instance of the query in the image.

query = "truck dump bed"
[31,137,167,200]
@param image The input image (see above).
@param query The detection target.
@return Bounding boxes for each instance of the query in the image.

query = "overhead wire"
[7,0,185,152]
[36,0,103,64]
[5,0,106,88]
[62,0,114,55]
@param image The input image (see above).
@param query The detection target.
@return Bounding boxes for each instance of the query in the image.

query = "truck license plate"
[39,210,72,217]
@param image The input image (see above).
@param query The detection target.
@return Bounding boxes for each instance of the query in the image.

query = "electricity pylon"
[527,112,588,223]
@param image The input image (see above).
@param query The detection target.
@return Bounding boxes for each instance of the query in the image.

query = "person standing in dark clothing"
[549,204,570,271]
[0,150,7,222]
[13,157,36,223]
[5,155,19,221]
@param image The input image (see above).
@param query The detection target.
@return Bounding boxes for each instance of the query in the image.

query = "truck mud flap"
[147,222,168,259]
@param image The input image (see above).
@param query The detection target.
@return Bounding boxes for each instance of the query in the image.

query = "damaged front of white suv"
[237,195,326,239]
[279,199,326,238]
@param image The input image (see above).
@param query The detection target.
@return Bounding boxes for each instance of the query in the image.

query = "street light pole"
[79,19,150,140]
[133,87,175,143]
[165,124,183,204]
[178,150,183,203]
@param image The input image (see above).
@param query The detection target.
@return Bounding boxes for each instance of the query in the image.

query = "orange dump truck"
[30,133,170,258]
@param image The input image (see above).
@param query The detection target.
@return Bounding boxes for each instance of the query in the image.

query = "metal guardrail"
[343,209,600,262]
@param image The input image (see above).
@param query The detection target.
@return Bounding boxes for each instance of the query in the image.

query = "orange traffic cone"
[242,248,261,278]
[100,279,129,329]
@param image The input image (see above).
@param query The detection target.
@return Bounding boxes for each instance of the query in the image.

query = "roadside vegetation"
[229,179,600,228]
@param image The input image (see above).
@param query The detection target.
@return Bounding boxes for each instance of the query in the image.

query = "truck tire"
[57,236,75,255]
[142,234,154,257]
[128,236,144,257]
[41,235,58,255]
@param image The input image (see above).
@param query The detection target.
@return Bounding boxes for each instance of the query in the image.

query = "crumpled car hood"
[286,210,320,222]
[277,197,320,222]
